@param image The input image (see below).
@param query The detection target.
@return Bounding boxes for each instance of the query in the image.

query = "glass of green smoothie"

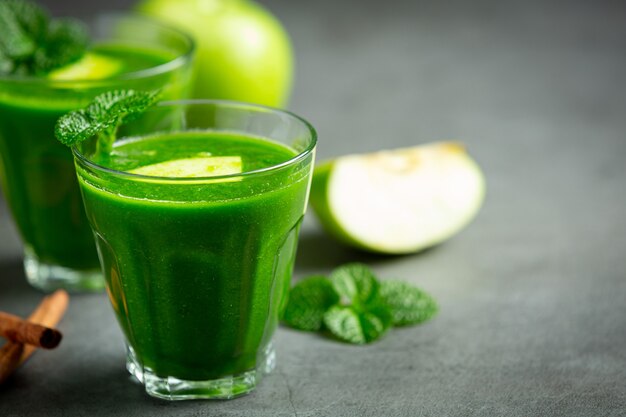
[71,100,316,400]
[0,14,194,292]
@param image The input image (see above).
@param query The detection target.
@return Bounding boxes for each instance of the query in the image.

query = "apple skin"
[310,160,369,251]
[137,0,293,107]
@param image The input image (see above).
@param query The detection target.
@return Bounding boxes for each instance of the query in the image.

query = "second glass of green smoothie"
[72,100,316,400]
[0,14,194,292]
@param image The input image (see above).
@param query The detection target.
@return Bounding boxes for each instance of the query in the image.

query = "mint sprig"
[282,263,437,344]
[55,89,161,150]
[0,0,89,75]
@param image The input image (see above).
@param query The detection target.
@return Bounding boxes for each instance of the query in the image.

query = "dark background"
[1,0,626,415]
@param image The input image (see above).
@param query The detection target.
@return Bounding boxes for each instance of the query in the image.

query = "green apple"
[136,0,293,107]
[310,142,486,255]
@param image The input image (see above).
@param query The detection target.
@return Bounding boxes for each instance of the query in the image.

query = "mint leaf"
[2,0,48,43]
[55,89,160,147]
[54,109,100,147]
[282,276,340,331]
[329,263,380,308]
[323,304,392,344]
[0,0,88,75]
[379,280,438,326]
[87,90,160,125]
[0,0,44,59]
[0,49,13,73]
[33,19,88,74]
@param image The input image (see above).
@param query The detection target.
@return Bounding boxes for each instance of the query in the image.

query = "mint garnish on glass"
[0,0,89,75]
[54,89,160,151]
[282,263,438,344]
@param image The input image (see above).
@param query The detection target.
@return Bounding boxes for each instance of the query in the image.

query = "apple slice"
[129,156,242,178]
[310,142,485,254]
[48,53,124,81]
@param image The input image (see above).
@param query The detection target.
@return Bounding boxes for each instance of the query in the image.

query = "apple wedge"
[310,142,485,254]
[48,53,124,81]
[129,156,242,178]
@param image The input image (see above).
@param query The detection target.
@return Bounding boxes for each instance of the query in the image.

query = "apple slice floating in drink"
[129,156,242,178]
[310,142,485,254]
[48,53,124,80]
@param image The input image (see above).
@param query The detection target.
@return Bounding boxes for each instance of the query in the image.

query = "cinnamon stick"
[0,290,69,384]
[0,312,62,349]
[0,343,23,384]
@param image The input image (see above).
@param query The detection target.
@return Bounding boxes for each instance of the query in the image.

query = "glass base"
[23,248,104,293]
[126,342,276,401]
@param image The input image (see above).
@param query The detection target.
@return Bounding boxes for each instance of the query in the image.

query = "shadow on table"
[294,228,422,278]
[0,362,193,413]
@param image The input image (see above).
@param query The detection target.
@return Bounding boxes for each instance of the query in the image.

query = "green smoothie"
[0,19,193,291]
[0,45,172,270]
[76,131,312,382]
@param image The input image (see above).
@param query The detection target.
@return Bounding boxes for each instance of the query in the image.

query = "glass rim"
[0,13,195,85]
[72,99,318,182]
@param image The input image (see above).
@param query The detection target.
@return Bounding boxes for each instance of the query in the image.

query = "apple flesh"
[47,53,123,80]
[137,0,293,107]
[310,142,486,254]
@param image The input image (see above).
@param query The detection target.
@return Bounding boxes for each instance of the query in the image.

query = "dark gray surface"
[1,0,626,415]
